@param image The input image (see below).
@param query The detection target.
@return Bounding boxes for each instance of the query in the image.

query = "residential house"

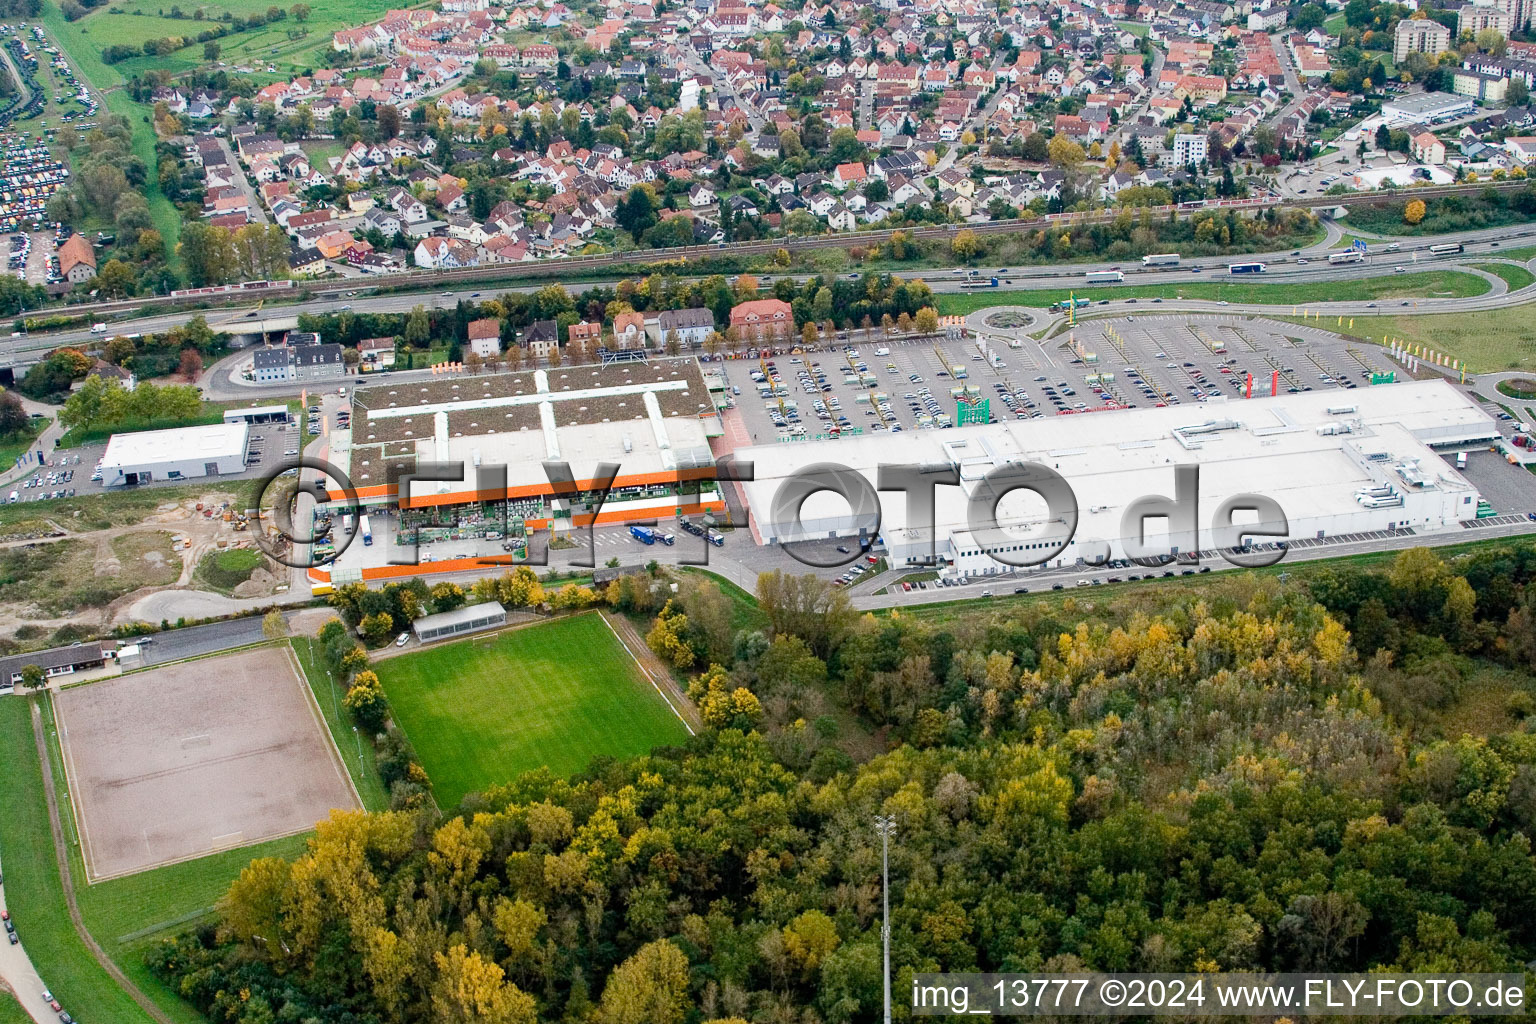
[358,337,397,371]
[611,311,647,349]
[58,234,96,284]
[832,162,868,188]
[729,297,794,342]
[522,319,560,361]
[1412,130,1447,164]
[654,307,715,349]
[468,317,502,358]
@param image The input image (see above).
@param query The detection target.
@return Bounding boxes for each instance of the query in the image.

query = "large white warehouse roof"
[736,379,1497,562]
[100,422,250,471]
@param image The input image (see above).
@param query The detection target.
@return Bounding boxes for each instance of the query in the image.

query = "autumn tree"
[492,897,548,979]
[783,909,841,975]
[951,228,979,261]
[430,581,466,613]
[755,570,854,659]
[219,856,292,950]
[432,944,537,1024]
[596,940,690,1024]
[1049,134,1086,166]
[496,566,544,608]
[688,663,763,730]
[178,348,203,380]
[646,599,695,669]
[359,612,394,646]
[673,577,731,665]
[1404,198,1427,224]
[262,609,288,639]
[345,670,389,730]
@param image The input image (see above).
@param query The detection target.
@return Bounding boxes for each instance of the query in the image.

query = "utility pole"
[874,814,897,1024]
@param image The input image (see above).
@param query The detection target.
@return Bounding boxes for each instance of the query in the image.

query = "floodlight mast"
[874,814,897,1024]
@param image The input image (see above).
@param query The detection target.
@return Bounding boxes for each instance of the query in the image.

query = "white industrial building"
[99,422,250,486]
[223,404,291,425]
[734,380,1498,575]
[1381,92,1474,126]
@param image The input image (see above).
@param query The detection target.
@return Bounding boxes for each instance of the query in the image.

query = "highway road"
[6,178,1530,359]
[12,219,1536,368]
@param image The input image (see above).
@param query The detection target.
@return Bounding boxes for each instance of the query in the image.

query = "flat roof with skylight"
[735,379,1496,571]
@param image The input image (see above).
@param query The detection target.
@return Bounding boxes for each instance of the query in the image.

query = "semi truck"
[705,529,725,547]
[959,276,999,289]
[360,514,372,546]
[630,525,657,544]
[1049,297,1091,313]
[1141,253,1181,267]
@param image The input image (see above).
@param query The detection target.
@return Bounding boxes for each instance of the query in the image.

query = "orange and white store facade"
[307,358,726,589]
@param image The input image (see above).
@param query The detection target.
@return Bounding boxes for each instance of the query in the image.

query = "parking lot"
[0,130,67,234]
[722,315,1405,446]
[723,330,1058,444]
[1059,314,1404,411]
[7,227,56,284]
[1457,445,1536,515]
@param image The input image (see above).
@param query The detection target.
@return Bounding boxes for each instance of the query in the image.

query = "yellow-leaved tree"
[596,939,691,1024]
[431,944,536,1024]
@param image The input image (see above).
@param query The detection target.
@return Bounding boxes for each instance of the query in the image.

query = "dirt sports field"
[55,646,360,881]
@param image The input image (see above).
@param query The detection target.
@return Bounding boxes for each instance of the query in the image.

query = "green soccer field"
[374,613,691,806]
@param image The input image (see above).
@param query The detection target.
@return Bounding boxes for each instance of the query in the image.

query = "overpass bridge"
[208,311,302,335]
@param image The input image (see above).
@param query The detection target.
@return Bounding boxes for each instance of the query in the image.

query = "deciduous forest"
[151,545,1536,1024]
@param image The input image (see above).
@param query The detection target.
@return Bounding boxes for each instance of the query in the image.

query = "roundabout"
[982,309,1039,331]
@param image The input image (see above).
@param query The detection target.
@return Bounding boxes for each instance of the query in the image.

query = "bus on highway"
[1428,243,1465,255]
[1328,251,1366,265]
[1085,270,1125,283]
[1141,253,1181,267]
[1228,262,1267,274]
